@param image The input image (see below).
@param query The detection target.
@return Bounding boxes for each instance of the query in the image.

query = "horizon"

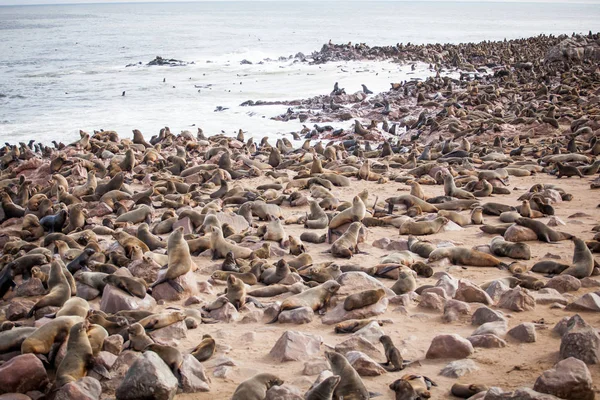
[2,0,600,6]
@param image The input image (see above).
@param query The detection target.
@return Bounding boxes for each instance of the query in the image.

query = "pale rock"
[269,331,322,362]
[302,359,329,376]
[454,281,493,305]
[335,336,382,359]
[346,351,387,376]
[534,288,568,305]
[352,321,384,344]
[507,323,537,343]
[442,299,471,323]
[151,270,199,302]
[468,334,507,348]
[533,357,594,400]
[0,354,48,394]
[497,287,535,312]
[321,297,388,325]
[471,306,506,325]
[560,314,600,364]
[103,335,124,355]
[115,352,178,400]
[419,292,446,311]
[100,284,156,314]
[178,354,210,394]
[484,280,510,302]
[54,377,101,400]
[565,293,600,311]
[440,359,479,378]
[545,275,581,293]
[426,334,473,359]
[472,321,508,337]
[504,225,538,242]
[336,272,395,296]
[148,320,187,346]
[278,306,314,324]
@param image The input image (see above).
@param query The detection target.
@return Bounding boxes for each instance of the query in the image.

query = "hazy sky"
[2,0,600,5]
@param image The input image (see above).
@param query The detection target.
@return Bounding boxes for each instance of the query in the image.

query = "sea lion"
[56,297,90,318]
[191,334,215,362]
[331,221,363,258]
[343,288,385,311]
[531,260,570,275]
[391,269,417,295]
[429,247,504,268]
[21,214,45,240]
[289,235,306,256]
[326,351,370,400]
[226,275,246,310]
[470,207,484,224]
[334,319,382,334]
[144,343,183,376]
[232,373,284,400]
[556,162,584,178]
[390,375,437,399]
[437,210,470,226]
[407,236,436,258]
[512,273,545,290]
[288,253,313,269]
[86,323,108,356]
[64,203,86,234]
[305,200,329,229]
[399,217,447,235]
[490,236,531,260]
[150,227,192,292]
[21,316,82,355]
[0,326,37,353]
[451,383,488,398]
[301,231,327,244]
[305,375,341,400]
[27,259,71,318]
[379,335,405,371]
[561,237,594,279]
[53,321,94,388]
[138,311,186,331]
[515,217,573,243]
[111,230,150,256]
[473,179,493,197]
[126,323,154,351]
[329,195,366,230]
[443,173,475,199]
[87,312,128,335]
[269,280,340,323]
[260,259,291,285]
[137,223,166,250]
[75,271,108,292]
[410,261,433,278]
[66,248,95,274]
[210,226,253,259]
[104,274,147,298]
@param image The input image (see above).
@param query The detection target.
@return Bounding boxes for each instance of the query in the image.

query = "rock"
[565,293,600,312]
[213,366,232,379]
[115,351,178,400]
[33,306,59,320]
[54,377,102,400]
[534,288,568,305]
[0,354,48,394]
[441,220,463,232]
[484,280,510,302]
[16,278,45,297]
[103,335,124,355]
[442,299,471,323]
[504,225,538,242]
[277,306,314,324]
[440,359,479,378]
[454,281,493,305]
[76,282,100,300]
[265,384,304,400]
[178,354,210,394]
[426,334,473,359]
[421,286,448,298]
[269,331,322,362]
[346,351,387,376]
[335,336,382,359]
[386,240,409,251]
[127,257,162,284]
[533,357,594,400]
[435,273,458,298]
[336,272,395,296]
[321,297,388,325]
[545,35,600,64]
[372,238,391,249]
[87,202,113,218]
[208,302,239,323]
[419,292,446,311]
[6,300,34,321]
[553,317,570,337]
[197,281,213,294]
[508,323,537,343]
[302,359,329,376]
[546,216,566,226]
[0,395,31,400]
[497,287,535,311]
[148,320,187,346]
[203,355,237,369]
[471,306,506,325]
[151,270,199,302]
[472,321,508,337]
[545,275,581,293]
[560,314,600,364]
[352,321,384,344]
[278,273,303,285]
[483,387,561,399]
[581,277,600,288]
[100,284,156,314]
[468,334,507,348]
[95,351,118,371]
[172,217,193,235]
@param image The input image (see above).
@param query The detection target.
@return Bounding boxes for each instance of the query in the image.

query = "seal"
[555,161,584,178]
[27,259,71,318]
[232,373,284,400]
[86,323,108,356]
[66,248,95,274]
[289,235,306,256]
[379,335,405,371]
[226,275,247,310]
[138,311,186,330]
[329,195,366,232]
[306,375,341,400]
[390,375,437,399]
[429,247,504,268]
[210,226,253,259]
[268,280,340,323]
[437,210,470,226]
[53,320,95,389]
[490,236,531,260]
[399,217,447,235]
[300,231,327,244]
[470,206,484,224]
[305,200,328,229]
[150,226,192,292]
[325,351,370,400]
[144,343,183,377]
[515,217,573,243]
[531,260,570,275]
[331,221,363,258]
[64,203,86,234]
[391,269,416,295]
[260,259,291,285]
[87,311,128,335]
[343,288,385,311]
[137,223,166,250]
[407,236,436,258]
[104,274,147,298]
[111,230,150,256]
[512,273,545,290]
[191,334,215,362]
[21,316,82,356]
[21,214,45,240]
[451,383,488,398]
[126,323,154,351]
[561,237,594,278]
[56,297,90,318]
[443,173,475,199]
[334,319,382,334]
[0,326,37,353]
[212,270,258,285]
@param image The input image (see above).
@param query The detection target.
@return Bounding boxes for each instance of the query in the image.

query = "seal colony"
[0,32,599,400]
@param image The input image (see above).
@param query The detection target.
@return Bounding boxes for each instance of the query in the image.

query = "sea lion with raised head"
[103,274,147,299]
[126,323,154,351]
[52,321,95,389]
[149,227,192,292]
[379,335,405,371]
[232,373,284,400]
[268,280,340,323]
[515,217,573,243]
[326,350,370,399]
[191,334,215,362]
[343,288,386,311]
[561,237,594,279]
[331,221,363,258]
[27,259,71,318]
[210,226,253,259]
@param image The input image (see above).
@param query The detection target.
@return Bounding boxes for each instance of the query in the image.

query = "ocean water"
[1,1,599,144]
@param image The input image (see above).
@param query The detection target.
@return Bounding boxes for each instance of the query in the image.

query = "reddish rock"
[100,284,156,314]
[533,357,594,400]
[0,354,48,394]
[508,323,537,343]
[178,354,210,394]
[15,279,45,297]
[426,334,473,359]
[346,351,386,376]
[335,336,382,360]
[545,275,582,293]
[278,306,314,324]
[498,287,535,312]
[151,270,199,302]
[54,377,101,400]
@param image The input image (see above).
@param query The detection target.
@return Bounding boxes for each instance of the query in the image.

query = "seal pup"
[126,323,154,351]
[451,383,488,398]
[191,334,215,362]
[144,343,183,377]
[325,351,371,399]
[305,375,341,400]
[150,226,192,292]
[210,226,253,259]
[391,269,416,295]
[226,275,247,310]
[515,217,572,243]
[390,375,437,399]
[331,221,363,258]
[561,237,594,279]
[232,373,284,400]
[52,321,97,389]
[344,288,386,311]
[379,335,405,371]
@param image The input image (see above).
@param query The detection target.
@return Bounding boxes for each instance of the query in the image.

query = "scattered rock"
[440,359,479,378]
[6,300,34,321]
[533,357,594,400]
[472,307,506,326]
[508,323,537,343]
[352,321,384,344]
[16,278,45,297]
[148,320,187,347]
[103,335,124,355]
[468,334,507,348]
[533,288,567,305]
[454,281,493,305]
[426,334,473,359]
[178,354,210,394]
[321,297,388,325]
[0,354,48,394]
[277,306,314,324]
[565,293,600,312]
[269,331,322,362]
[335,336,382,360]
[346,351,387,376]
[545,275,581,293]
[560,314,600,364]
[151,270,199,302]
[265,384,304,400]
[497,287,535,312]
[100,284,157,314]
[115,351,178,400]
[504,225,538,242]
[442,299,471,323]
[302,359,329,376]
[472,321,508,337]
[54,377,101,400]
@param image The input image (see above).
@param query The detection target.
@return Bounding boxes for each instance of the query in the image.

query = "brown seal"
[137,223,166,250]
[561,237,594,278]
[138,311,186,331]
[288,235,306,256]
[556,161,584,178]
[471,206,484,224]
[300,231,327,244]
[531,260,570,275]
[329,195,366,230]
[126,323,154,351]
[305,375,341,400]
[490,236,531,260]
[390,374,437,399]
[325,351,370,399]
[21,316,82,355]
[53,321,94,389]
[429,247,504,268]
[27,259,71,318]
[111,230,150,256]
[144,343,183,376]
[0,326,37,353]
[451,383,488,398]
[331,221,363,258]
[212,270,258,285]
[399,217,447,235]
[437,210,470,226]
[391,269,417,295]
[305,200,329,229]
[210,226,253,259]
[86,323,108,356]
[260,259,291,285]
[104,274,147,298]
[150,227,192,292]
[334,319,382,334]
[87,312,127,335]
[268,280,340,323]
[56,297,90,318]
[232,373,284,400]
[191,334,215,362]
[515,217,573,243]
[343,288,385,311]
[226,275,247,310]
[379,335,405,371]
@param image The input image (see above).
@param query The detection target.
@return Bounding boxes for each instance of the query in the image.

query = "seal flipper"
[246,296,265,308]
[376,265,400,276]
[90,359,111,380]
[167,279,185,293]
[368,392,383,398]
[423,376,438,389]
